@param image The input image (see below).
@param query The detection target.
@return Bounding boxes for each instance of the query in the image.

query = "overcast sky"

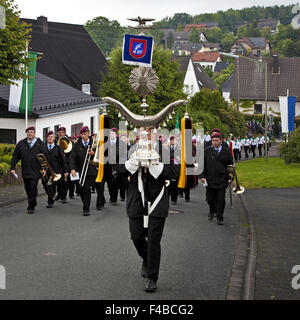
[15,0,296,26]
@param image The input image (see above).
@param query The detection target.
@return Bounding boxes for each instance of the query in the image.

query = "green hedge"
[278,128,300,164]
[0,144,15,177]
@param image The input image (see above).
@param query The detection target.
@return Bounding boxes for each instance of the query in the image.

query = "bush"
[0,162,10,177]
[0,144,15,176]
[278,128,300,164]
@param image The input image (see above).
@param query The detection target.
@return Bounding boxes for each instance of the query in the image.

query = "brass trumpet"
[58,136,72,153]
[227,164,245,194]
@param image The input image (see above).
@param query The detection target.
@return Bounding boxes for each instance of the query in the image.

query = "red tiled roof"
[184,24,207,32]
[192,51,222,62]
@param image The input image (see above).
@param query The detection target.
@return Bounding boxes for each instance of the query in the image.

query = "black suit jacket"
[46,144,68,174]
[11,138,47,179]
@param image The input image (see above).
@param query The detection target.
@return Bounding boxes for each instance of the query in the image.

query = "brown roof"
[192,51,222,63]
[230,57,300,102]
[184,24,207,32]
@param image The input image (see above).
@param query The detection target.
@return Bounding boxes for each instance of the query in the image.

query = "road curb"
[0,191,46,209]
[226,193,257,300]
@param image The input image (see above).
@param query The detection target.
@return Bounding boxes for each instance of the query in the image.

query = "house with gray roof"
[231,37,270,56]
[230,55,300,116]
[0,73,106,144]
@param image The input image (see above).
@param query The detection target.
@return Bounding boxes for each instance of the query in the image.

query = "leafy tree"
[0,0,33,85]
[189,28,200,43]
[85,16,125,57]
[167,31,174,49]
[205,27,223,42]
[187,89,246,137]
[221,33,236,52]
[260,27,272,40]
[204,66,213,77]
[212,63,234,88]
[99,47,186,127]
[176,22,184,31]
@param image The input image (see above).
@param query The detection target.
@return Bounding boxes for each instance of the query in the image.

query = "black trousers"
[23,178,39,210]
[206,187,226,220]
[252,145,256,157]
[244,146,249,158]
[107,177,118,202]
[258,144,263,156]
[233,149,240,162]
[79,175,103,211]
[129,217,166,281]
[41,179,57,205]
[57,176,67,200]
[118,175,128,201]
[169,179,178,203]
[178,188,190,200]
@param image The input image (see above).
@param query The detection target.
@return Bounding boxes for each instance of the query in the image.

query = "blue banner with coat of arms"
[122,34,154,68]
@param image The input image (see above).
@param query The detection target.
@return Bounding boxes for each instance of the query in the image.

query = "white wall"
[36,106,101,139]
[0,105,101,144]
[240,100,300,117]
[223,91,232,104]
[183,59,199,98]
[0,118,36,142]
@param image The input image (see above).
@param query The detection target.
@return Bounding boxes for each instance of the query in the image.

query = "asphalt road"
[0,186,239,300]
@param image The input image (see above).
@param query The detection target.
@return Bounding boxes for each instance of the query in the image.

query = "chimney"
[37,16,48,34]
[272,54,279,74]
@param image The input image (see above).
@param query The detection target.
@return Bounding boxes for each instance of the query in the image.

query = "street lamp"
[219,52,269,161]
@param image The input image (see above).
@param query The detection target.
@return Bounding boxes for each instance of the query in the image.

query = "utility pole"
[264,60,268,161]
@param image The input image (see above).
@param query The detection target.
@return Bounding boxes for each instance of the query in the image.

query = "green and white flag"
[8,51,37,114]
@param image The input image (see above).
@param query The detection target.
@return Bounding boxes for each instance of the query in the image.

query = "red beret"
[25,126,35,132]
[192,138,197,143]
[46,131,54,138]
[111,128,118,133]
[170,136,175,141]
[57,127,66,132]
[211,133,221,139]
[211,128,221,134]
[80,126,89,134]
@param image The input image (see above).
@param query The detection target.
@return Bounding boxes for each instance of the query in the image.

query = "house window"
[254,104,262,114]
[54,125,61,135]
[71,123,83,137]
[0,129,16,144]
[82,84,91,94]
[43,127,50,142]
[90,117,95,135]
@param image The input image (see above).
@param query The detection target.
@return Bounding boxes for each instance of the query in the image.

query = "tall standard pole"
[25,41,28,130]
[237,56,240,112]
[264,61,268,161]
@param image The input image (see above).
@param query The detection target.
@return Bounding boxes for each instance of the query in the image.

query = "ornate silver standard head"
[131,130,160,167]
[129,67,159,116]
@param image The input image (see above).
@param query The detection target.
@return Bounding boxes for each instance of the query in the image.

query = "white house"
[0,72,106,144]
[192,51,223,71]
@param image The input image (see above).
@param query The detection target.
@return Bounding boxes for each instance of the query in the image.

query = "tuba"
[58,137,72,153]
[36,154,62,185]
[227,164,245,194]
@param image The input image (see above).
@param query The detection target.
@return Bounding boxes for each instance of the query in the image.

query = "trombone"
[227,164,245,194]
[79,134,98,187]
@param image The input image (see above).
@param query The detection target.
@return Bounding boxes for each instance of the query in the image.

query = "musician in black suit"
[10,127,47,214]
[43,131,68,208]
[70,126,102,216]
[199,133,233,225]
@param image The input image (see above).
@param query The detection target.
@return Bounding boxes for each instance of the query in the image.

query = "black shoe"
[208,212,214,221]
[217,219,224,225]
[69,196,75,200]
[121,198,125,202]
[54,195,60,201]
[83,210,90,216]
[171,201,177,205]
[96,206,104,211]
[61,199,67,204]
[185,199,190,202]
[110,201,117,206]
[47,204,53,209]
[141,261,148,278]
[27,209,34,214]
[178,194,183,198]
[145,279,157,292]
